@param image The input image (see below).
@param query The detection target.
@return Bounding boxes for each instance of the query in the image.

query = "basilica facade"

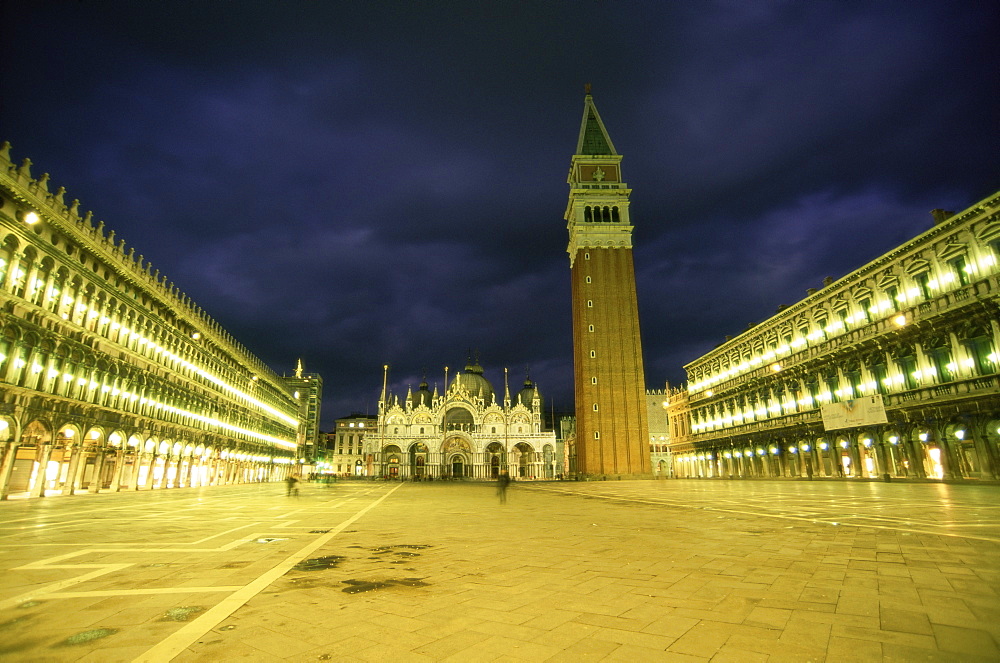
[667,191,1000,482]
[374,360,559,480]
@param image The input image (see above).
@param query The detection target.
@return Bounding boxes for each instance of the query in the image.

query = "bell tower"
[565,89,650,477]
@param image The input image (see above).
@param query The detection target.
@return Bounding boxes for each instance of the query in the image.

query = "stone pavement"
[0,479,998,662]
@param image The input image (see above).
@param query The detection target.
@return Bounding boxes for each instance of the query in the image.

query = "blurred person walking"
[496,470,511,504]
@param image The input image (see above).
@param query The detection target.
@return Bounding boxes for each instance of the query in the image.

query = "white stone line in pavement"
[0,521,294,608]
[0,561,132,610]
[527,485,1000,543]
[45,586,245,598]
[187,524,258,545]
[133,483,403,663]
[0,523,265,548]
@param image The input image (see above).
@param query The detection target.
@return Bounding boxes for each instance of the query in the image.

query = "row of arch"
[583,206,621,223]
[687,218,1000,391]
[375,439,556,480]
[691,319,998,434]
[0,231,294,421]
[0,415,297,499]
[673,418,1000,481]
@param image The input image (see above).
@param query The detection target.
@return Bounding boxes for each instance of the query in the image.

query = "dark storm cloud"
[2,1,997,423]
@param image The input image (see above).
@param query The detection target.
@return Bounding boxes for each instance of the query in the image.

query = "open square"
[1,479,998,661]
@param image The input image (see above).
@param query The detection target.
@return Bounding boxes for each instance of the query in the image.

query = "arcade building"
[667,190,1000,482]
[0,142,316,499]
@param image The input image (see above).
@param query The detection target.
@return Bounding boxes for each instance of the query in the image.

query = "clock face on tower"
[578,164,619,183]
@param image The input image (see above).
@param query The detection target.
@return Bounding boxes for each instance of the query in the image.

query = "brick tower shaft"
[565,92,650,477]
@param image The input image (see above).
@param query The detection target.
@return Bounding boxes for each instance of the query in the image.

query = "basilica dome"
[517,378,541,408]
[451,360,494,404]
[412,379,433,408]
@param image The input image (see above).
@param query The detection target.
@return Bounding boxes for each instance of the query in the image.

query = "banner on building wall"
[820,395,888,431]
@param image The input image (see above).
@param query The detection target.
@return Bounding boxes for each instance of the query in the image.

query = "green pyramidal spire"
[575,91,618,156]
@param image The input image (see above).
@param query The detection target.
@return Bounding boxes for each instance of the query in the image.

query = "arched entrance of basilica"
[382,445,402,478]
[485,441,505,478]
[409,442,428,478]
[512,442,535,478]
[441,436,472,479]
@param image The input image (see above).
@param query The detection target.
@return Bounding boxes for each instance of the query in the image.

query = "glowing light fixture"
[24,211,39,225]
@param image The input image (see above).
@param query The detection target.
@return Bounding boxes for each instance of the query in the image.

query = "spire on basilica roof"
[295,358,303,378]
[504,367,511,408]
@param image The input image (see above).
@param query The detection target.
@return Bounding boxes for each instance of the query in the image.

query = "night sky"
[2,2,997,428]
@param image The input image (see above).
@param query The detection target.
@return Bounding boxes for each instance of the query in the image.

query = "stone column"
[63,444,83,495]
[23,259,42,305]
[0,442,21,500]
[939,437,958,481]
[1,248,22,291]
[132,451,149,490]
[88,449,106,493]
[847,443,861,478]
[109,449,126,491]
[30,444,53,498]
[971,429,998,480]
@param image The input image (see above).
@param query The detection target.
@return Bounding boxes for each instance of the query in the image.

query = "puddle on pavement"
[160,606,205,622]
[218,561,251,569]
[0,616,32,629]
[341,580,390,594]
[287,577,329,589]
[219,625,237,631]
[310,529,331,533]
[56,628,118,647]
[293,555,345,571]
[15,601,41,609]
[254,538,289,544]
[341,577,429,594]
